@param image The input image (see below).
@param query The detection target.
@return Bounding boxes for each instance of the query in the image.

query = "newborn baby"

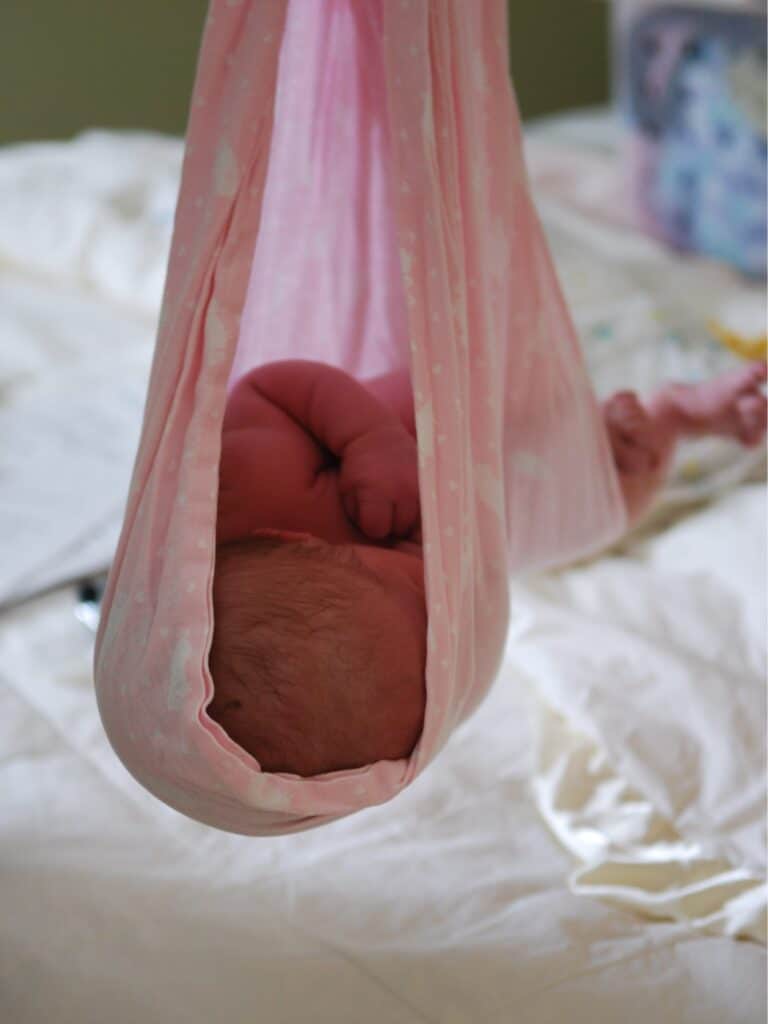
[211,361,427,778]
[209,358,767,777]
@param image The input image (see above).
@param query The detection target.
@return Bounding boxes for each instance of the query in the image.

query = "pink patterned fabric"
[94,0,626,835]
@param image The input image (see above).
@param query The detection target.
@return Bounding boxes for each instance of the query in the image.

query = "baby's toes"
[607,392,661,449]
[606,390,642,420]
[746,361,768,389]
[612,433,656,475]
[736,392,767,446]
[730,361,768,399]
[605,391,651,435]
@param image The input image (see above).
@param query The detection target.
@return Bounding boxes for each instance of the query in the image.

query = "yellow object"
[708,320,767,362]
[680,459,703,482]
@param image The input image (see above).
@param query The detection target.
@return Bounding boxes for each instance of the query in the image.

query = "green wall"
[509,2,610,118]
[1,1,609,145]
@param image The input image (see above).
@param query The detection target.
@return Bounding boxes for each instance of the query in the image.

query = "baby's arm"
[361,368,416,438]
[243,360,394,455]
[240,361,421,540]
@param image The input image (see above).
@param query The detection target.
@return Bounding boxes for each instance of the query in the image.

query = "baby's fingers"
[392,491,421,538]
[358,497,394,540]
[342,492,359,528]
[342,490,391,539]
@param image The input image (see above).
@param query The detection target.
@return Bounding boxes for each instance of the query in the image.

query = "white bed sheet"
[1,121,765,1023]
[0,537,764,1024]
[0,132,174,606]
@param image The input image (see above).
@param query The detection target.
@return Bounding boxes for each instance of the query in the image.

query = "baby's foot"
[605,366,767,527]
[603,391,665,475]
[650,362,767,447]
[604,389,685,524]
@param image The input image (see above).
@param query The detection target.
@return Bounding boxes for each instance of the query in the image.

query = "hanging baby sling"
[94,0,625,835]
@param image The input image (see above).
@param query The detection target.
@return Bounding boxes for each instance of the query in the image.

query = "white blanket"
[513,485,766,943]
[0,490,764,1021]
[0,132,175,605]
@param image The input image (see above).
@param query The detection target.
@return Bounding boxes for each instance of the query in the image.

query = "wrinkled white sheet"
[0,529,765,1023]
[0,131,178,315]
[1,119,765,1022]
[0,133,175,605]
[514,484,766,943]
[0,272,153,605]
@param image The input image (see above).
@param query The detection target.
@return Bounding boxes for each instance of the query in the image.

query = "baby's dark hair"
[208,534,426,777]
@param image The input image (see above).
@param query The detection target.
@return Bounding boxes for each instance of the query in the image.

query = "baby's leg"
[647,363,767,445]
[362,368,416,438]
[605,363,767,525]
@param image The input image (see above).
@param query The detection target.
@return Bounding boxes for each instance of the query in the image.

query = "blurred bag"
[614,0,767,277]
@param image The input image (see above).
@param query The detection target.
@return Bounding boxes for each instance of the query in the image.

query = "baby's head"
[208,533,427,777]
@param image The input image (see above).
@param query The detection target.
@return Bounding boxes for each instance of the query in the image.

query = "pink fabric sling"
[94,0,626,835]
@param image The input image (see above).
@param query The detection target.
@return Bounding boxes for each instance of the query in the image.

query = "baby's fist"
[339,423,421,541]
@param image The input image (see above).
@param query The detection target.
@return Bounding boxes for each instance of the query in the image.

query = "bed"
[1,111,765,1024]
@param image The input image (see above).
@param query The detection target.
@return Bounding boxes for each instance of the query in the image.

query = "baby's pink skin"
[604,362,767,523]
[216,357,424,569]
[214,360,428,766]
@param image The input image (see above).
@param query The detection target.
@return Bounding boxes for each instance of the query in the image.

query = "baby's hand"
[339,422,421,541]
